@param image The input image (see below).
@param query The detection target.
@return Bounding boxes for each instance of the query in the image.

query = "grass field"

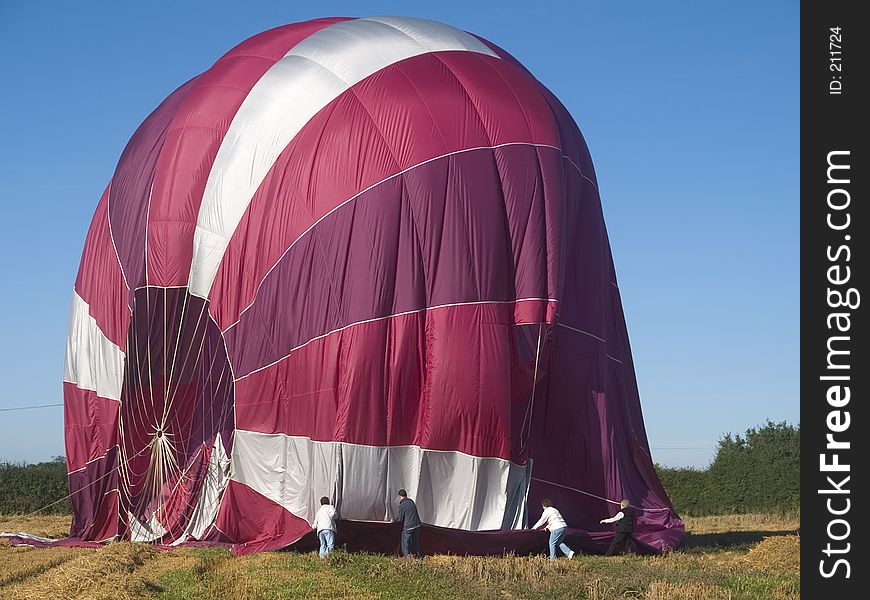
[0,513,799,599]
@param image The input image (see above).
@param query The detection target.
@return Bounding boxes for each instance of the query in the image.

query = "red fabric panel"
[1,536,103,549]
[514,299,557,324]
[73,183,129,349]
[146,18,350,286]
[89,489,120,542]
[209,51,564,329]
[213,480,313,555]
[235,300,551,461]
[63,383,120,473]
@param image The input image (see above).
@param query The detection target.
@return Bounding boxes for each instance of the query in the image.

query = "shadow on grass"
[682,529,800,550]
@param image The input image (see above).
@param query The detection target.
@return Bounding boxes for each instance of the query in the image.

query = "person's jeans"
[319,529,335,558]
[548,527,572,559]
[401,527,422,558]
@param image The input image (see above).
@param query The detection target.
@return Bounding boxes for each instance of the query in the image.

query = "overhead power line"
[650,446,716,451]
[0,403,64,413]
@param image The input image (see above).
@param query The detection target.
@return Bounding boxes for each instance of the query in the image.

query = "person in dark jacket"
[393,489,423,558]
[600,499,637,555]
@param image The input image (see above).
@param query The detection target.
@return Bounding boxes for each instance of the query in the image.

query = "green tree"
[656,420,799,515]
[0,457,70,514]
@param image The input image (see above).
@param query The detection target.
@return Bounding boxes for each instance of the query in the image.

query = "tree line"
[0,456,70,515]
[655,421,799,516]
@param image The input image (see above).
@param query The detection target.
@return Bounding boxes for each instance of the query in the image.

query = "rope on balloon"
[530,477,675,512]
[118,288,217,529]
[143,357,236,543]
[117,291,148,507]
[122,293,233,540]
[517,322,544,456]
[9,440,156,520]
[118,291,155,516]
[162,301,209,456]
[143,312,239,542]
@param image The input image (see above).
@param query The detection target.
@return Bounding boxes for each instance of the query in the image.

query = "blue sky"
[0,1,798,468]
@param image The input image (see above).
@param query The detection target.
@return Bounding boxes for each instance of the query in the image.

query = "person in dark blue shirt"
[393,489,422,558]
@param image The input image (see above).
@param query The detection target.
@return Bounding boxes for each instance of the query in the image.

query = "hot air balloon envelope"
[63,16,683,555]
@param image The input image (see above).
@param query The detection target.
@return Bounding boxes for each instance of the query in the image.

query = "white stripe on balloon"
[188,16,498,299]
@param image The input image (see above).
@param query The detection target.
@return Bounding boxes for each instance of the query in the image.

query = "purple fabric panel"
[1,535,104,549]
[68,446,120,540]
[107,77,199,294]
[225,144,562,378]
[538,86,598,189]
[556,175,607,340]
[525,168,683,550]
[32,521,667,556]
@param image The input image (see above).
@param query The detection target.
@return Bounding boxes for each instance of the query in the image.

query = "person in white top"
[531,499,575,559]
[313,496,337,558]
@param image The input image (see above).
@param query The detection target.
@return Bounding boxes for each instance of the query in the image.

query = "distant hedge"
[0,457,70,514]
[656,421,799,516]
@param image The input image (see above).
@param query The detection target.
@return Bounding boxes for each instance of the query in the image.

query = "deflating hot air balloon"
[63,16,683,554]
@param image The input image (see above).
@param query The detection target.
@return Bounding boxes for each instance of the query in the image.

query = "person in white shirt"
[531,499,575,559]
[313,496,337,558]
